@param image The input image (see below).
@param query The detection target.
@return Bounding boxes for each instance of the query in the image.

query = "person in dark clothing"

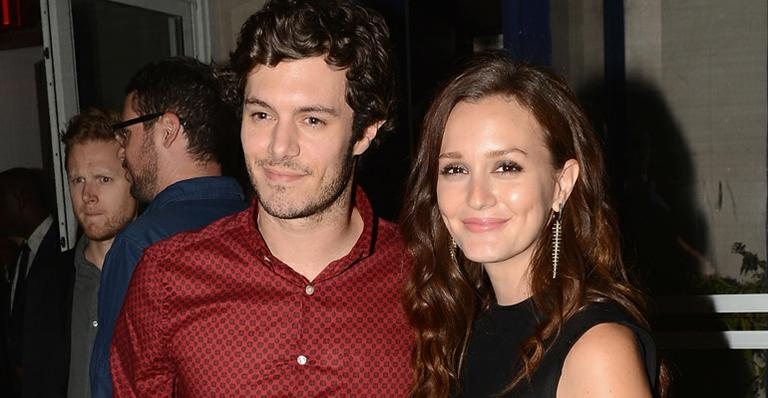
[400,52,669,397]
[0,167,60,398]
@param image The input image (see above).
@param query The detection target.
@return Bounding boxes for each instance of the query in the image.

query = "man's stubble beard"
[80,209,134,242]
[126,134,159,204]
[251,140,356,221]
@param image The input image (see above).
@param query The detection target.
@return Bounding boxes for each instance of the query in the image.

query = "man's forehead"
[244,58,349,110]
[69,139,121,159]
[247,56,347,72]
[246,58,347,85]
[66,141,122,177]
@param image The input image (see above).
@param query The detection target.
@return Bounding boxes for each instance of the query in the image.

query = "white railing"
[654,294,768,349]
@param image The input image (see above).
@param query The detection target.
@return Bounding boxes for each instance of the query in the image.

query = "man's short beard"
[127,134,158,203]
[80,212,133,242]
[255,140,356,220]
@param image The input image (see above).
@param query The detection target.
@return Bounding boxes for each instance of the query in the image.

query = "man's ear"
[352,120,384,156]
[159,112,183,149]
[552,158,579,211]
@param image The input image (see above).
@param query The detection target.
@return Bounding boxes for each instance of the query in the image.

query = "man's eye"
[99,176,113,183]
[306,117,325,127]
[252,112,269,120]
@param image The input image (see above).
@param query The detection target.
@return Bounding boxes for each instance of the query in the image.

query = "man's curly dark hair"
[229,0,396,143]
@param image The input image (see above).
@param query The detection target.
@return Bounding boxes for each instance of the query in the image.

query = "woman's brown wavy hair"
[401,51,669,397]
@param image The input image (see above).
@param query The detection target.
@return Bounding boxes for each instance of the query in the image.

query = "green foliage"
[692,242,766,397]
[694,242,767,294]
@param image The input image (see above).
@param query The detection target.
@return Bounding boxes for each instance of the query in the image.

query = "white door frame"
[39,0,79,250]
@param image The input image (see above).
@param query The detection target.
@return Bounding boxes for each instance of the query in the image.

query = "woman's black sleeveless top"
[459,299,657,397]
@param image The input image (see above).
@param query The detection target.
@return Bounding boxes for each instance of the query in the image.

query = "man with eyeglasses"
[89,56,247,398]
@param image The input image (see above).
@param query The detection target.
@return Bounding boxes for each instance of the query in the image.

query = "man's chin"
[82,227,118,242]
[258,198,303,220]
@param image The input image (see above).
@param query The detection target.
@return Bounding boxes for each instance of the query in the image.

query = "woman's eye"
[496,161,522,174]
[439,164,467,175]
[252,112,269,120]
[99,176,113,183]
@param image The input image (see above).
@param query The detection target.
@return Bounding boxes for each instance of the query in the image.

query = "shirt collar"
[347,186,376,261]
[19,215,54,279]
[249,186,377,280]
[26,215,53,256]
[74,235,99,272]
[145,176,245,212]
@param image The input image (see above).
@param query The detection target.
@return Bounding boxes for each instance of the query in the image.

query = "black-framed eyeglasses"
[112,111,189,142]
[112,112,164,133]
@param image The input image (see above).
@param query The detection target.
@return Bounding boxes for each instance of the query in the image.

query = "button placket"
[296,283,316,366]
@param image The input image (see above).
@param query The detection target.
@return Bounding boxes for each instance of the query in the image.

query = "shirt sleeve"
[90,236,144,398]
[110,247,175,397]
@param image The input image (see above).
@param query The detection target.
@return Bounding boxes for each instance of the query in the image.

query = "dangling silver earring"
[449,238,458,263]
[551,206,563,279]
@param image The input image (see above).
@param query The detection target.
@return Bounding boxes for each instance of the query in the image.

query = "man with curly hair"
[110,1,413,396]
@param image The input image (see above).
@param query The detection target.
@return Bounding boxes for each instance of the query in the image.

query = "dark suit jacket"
[0,246,15,396]
[16,224,73,398]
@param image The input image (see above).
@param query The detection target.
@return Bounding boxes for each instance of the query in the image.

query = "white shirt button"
[92,320,98,328]
[305,285,315,295]
[297,355,308,366]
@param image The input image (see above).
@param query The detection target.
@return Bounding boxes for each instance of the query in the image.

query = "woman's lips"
[461,217,508,232]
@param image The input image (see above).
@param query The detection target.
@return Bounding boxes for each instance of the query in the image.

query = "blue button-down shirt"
[90,176,247,398]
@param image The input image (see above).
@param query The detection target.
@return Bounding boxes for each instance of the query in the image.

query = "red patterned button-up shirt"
[110,189,414,397]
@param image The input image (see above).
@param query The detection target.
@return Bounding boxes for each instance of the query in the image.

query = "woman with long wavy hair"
[401,51,668,397]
